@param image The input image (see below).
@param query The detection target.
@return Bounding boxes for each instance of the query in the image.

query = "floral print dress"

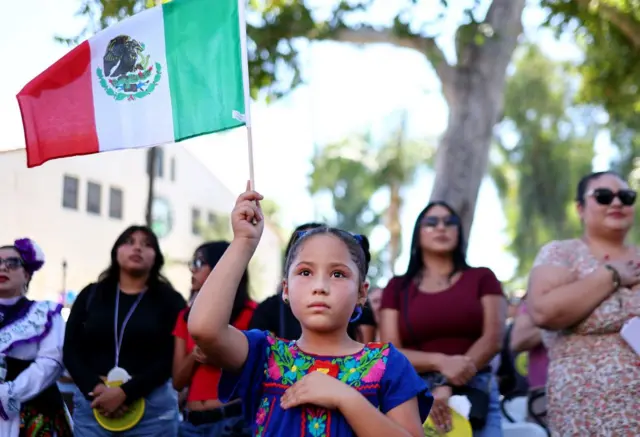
[534,239,640,436]
[219,330,432,437]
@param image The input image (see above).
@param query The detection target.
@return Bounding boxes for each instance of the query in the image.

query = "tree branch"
[576,0,640,49]
[326,26,455,95]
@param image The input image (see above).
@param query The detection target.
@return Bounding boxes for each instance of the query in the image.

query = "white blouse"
[0,297,65,437]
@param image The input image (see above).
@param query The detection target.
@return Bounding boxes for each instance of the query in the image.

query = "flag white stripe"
[89,6,175,152]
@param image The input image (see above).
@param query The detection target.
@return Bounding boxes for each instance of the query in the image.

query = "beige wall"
[0,147,282,303]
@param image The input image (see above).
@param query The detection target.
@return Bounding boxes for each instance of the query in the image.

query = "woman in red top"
[379,202,506,436]
[173,241,256,437]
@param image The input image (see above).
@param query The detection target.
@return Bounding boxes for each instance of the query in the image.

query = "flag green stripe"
[163,0,245,141]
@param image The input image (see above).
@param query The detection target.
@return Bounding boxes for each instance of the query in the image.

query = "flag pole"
[237,0,255,190]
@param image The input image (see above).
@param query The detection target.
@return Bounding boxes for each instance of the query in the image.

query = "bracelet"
[603,264,621,290]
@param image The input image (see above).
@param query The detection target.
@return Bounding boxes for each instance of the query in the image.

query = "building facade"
[0,146,282,304]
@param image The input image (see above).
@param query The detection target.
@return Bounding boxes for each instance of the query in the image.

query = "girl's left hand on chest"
[280,371,354,410]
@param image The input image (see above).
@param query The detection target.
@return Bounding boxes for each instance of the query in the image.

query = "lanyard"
[114,287,145,368]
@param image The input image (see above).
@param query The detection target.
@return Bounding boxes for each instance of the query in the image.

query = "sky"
[0,0,608,286]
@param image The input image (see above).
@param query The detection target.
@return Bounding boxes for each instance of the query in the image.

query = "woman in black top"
[249,223,376,341]
[63,225,186,437]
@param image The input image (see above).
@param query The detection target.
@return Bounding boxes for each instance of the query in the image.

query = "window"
[170,157,176,182]
[86,182,101,215]
[62,175,79,210]
[109,187,123,219]
[146,147,165,178]
[191,208,201,235]
[208,212,216,227]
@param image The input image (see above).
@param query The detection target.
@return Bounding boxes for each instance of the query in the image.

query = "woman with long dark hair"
[249,222,376,341]
[379,202,506,436]
[173,241,256,437]
[64,225,186,437]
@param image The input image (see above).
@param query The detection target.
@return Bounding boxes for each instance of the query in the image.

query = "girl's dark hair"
[401,201,469,287]
[98,225,169,287]
[575,171,624,205]
[193,241,250,324]
[283,226,371,284]
[283,222,324,266]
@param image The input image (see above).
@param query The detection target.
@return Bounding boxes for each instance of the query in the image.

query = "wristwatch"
[603,264,621,290]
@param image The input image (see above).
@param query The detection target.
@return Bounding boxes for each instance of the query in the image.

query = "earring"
[283,297,289,305]
[349,306,362,323]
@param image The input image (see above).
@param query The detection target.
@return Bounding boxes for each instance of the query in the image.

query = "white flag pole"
[237,0,256,190]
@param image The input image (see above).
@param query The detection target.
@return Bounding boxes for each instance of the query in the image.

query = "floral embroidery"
[259,335,390,436]
[306,408,328,437]
[255,397,271,437]
[309,360,339,378]
[264,335,389,388]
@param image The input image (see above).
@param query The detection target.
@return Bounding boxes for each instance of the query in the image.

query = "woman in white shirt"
[0,238,71,437]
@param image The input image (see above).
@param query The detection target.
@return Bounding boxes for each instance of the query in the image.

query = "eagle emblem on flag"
[96,35,162,101]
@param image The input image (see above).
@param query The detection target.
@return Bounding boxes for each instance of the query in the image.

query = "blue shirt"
[219,329,433,436]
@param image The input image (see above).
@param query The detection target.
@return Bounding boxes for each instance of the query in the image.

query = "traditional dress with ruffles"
[0,296,72,437]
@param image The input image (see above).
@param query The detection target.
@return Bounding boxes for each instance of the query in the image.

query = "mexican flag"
[17,0,248,168]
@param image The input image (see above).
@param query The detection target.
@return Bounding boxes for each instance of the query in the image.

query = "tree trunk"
[429,0,526,239]
[387,181,402,274]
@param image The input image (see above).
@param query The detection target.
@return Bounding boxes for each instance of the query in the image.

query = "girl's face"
[0,247,29,296]
[116,231,156,276]
[418,205,460,255]
[189,250,212,292]
[579,174,635,234]
[283,234,367,334]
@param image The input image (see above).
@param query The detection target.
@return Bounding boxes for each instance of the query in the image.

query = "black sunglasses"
[0,257,23,271]
[588,188,637,206]
[421,215,460,228]
[189,258,207,270]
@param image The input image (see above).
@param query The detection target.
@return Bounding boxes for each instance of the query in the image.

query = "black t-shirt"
[63,281,186,401]
[248,294,376,340]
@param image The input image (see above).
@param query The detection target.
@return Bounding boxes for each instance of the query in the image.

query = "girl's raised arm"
[188,185,264,371]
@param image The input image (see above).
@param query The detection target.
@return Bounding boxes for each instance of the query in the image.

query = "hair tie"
[13,238,45,273]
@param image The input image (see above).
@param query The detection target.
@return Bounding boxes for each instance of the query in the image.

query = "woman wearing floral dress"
[528,171,640,436]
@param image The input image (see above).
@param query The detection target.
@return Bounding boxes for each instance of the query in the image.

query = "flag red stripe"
[16,41,99,168]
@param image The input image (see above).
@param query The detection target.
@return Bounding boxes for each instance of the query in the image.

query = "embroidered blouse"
[219,329,433,437]
[0,297,65,437]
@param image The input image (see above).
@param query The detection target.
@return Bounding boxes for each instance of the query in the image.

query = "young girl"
[189,186,432,437]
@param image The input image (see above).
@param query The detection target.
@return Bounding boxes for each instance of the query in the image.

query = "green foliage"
[543,0,640,119]
[492,44,595,279]
[310,136,380,234]
[309,119,433,285]
[544,0,640,243]
[56,0,498,102]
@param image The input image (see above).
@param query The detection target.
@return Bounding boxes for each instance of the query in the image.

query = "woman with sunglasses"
[172,241,256,437]
[0,238,72,437]
[379,202,506,436]
[527,171,640,435]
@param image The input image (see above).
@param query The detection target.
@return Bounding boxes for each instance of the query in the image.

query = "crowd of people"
[0,170,638,436]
